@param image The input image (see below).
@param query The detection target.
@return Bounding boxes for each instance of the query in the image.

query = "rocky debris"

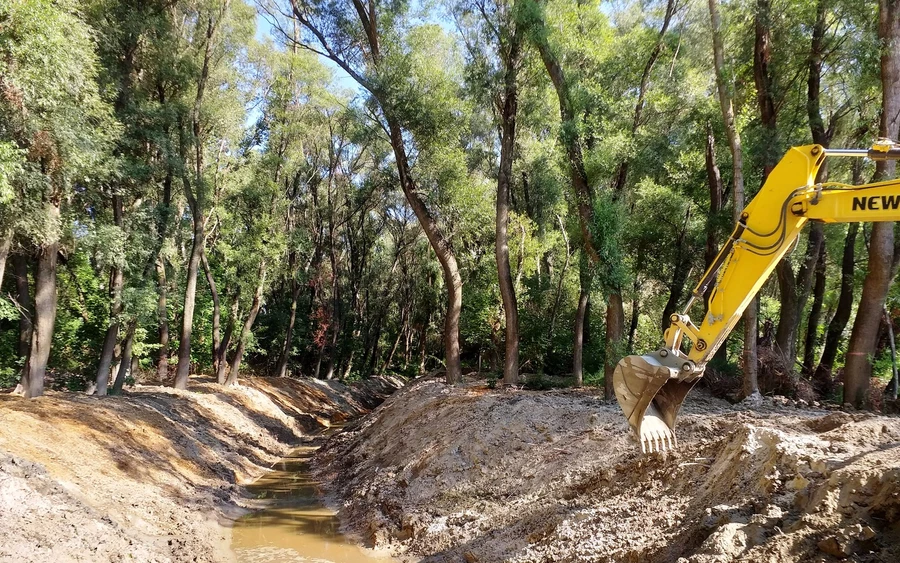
[314,378,900,563]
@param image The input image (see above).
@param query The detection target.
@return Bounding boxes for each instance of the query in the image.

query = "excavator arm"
[614,143,900,453]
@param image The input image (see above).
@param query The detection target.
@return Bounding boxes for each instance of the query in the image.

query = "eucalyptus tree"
[172,0,255,390]
[268,0,469,384]
[707,0,758,398]
[0,0,118,397]
[844,0,900,407]
[452,0,525,385]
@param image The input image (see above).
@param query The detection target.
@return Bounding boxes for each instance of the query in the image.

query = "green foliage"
[0,0,888,407]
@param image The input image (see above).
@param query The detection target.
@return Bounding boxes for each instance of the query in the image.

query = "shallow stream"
[232,433,395,563]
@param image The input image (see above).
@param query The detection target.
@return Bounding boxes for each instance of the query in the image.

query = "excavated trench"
[232,427,397,563]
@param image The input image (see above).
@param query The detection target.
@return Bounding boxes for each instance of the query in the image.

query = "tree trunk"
[386,122,463,385]
[884,307,898,400]
[573,285,589,387]
[661,211,692,331]
[604,292,625,398]
[704,121,724,271]
[111,321,136,395]
[802,243,827,373]
[13,254,32,359]
[381,306,407,375]
[174,218,204,390]
[0,228,10,291]
[275,278,301,378]
[20,230,59,398]
[773,0,832,372]
[844,0,900,408]
[225,261,266,386]
[418,310,431,376]
[709,0,757,397]
[95,194,125,396]
[497,27,521,386]
[815,222,859,389]
[217,291,239,384]
[201,249,221,373]
[628,283,639,353]
[295,2,465,386]
[156,259,169,381]
[174,1,228,390]
[547,214,571,342]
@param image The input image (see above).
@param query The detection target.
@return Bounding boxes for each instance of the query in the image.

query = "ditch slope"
[0,375,401,562]
[315,378,900,562]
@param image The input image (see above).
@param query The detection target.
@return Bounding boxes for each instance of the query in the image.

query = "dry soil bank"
[315,378,900,563]
[0,375,400,562]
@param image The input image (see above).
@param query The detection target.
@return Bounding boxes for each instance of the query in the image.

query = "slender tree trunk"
[815,222,859,389]
[386,123,463,384]
[661,211,692,330]
[496,27,521,386]
[21,223,59,398]
[845,0,900,407]
[156,259,169,381]
[174,1,228,390]
[111,321,136,395]
[573,284,589,387]
[276,278,301,378]
[381,306,407,375]
[14,255,32,359]
[628,282,640,353]
[296,2,464,385]
[884,307,898,400]
[709,0,757,397]
[803,244,827,373]
[0,228,10,291]
[704,121,724,272]
[225,262,266,386]
[418,310,431,376]
[604,292,625,397]
[202,249,221,373]
[774,0,831,372]
[95,194,125,396]
[547,214,571,346]
[217,291,239,384]
[175,219,204,389]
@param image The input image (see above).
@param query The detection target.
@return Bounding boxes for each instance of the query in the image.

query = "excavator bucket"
[612,353,698,453]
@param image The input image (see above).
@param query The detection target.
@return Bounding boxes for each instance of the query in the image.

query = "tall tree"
[283,0,467,384]
[1,0,116,397]
[844,0,900,407]
[708,0,758,399]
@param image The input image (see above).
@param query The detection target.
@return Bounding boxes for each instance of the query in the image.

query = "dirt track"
[0,376,400,562]
[315,378,900,563]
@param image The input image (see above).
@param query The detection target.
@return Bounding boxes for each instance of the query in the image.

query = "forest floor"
[316,377,900,563]
[0,374,401,562]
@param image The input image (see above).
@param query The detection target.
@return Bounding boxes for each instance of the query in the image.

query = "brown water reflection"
[232,445,395,563]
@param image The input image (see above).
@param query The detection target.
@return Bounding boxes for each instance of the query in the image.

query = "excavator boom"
[614,143,900,453]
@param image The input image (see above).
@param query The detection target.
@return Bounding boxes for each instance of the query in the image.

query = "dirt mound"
[0,375,401,562]
[314,378,900,562]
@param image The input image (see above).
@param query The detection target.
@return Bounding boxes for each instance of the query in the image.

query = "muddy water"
[232,440,395,563]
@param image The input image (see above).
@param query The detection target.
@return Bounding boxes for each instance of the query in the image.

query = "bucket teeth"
[638,411,676,453]
[613,352,699,454]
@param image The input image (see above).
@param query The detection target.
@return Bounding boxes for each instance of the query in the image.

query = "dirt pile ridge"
[0,375,401,562]
[315,378,900,563]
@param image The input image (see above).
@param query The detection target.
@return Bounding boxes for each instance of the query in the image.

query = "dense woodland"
[0,0,899,407]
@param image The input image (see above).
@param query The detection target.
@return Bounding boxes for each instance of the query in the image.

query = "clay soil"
[0,375,400,562]
[315,378,900,563]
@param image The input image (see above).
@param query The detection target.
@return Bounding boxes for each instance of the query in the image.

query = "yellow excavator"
[613,142,900,453]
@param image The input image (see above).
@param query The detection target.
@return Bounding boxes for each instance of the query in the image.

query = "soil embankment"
[316,378,900,562]
[0,375,401,562]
